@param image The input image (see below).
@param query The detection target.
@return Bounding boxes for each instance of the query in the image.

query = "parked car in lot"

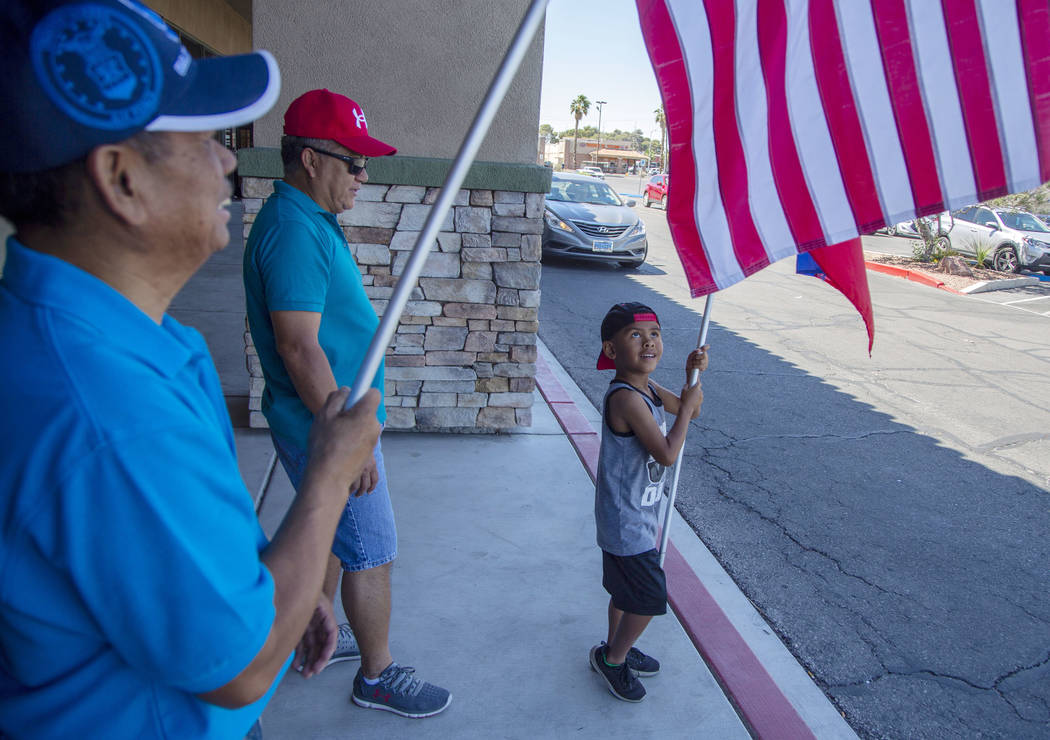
[947,206,1050,274]
[576,166,605,180]
[881,212,952,240]
[542,172,647,268]
[643,174,668,208]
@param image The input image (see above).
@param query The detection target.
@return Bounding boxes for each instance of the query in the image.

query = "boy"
[589,302,708,702]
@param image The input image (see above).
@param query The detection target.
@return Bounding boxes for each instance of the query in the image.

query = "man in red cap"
[243,89,451,718]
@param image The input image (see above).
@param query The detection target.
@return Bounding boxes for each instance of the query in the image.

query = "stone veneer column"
[239,174,545,433]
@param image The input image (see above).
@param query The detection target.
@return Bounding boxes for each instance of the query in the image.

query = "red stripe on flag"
[869,0,945,216]
[1016,0,1050,184]
[808,0,884,235]
[810,238,875,353]
[636,0,717,296]
[702,0,769,276]
[756,0,826,250]
[940,0,1008,201]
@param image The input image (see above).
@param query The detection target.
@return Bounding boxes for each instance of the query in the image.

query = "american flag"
[636,0,1050,349]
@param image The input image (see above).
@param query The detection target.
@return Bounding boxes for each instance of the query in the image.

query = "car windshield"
[997,211,1050,232]
[548,179,622,206]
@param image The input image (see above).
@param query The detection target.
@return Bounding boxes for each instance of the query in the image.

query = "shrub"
[972,240,992,268]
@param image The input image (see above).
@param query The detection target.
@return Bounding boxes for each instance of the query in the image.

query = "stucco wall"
[252,0,543,163]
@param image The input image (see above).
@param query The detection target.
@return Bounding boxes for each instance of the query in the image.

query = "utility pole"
[595,100,606,171]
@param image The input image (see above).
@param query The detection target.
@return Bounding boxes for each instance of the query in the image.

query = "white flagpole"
[346,0,550,408]
[658,294,714,566]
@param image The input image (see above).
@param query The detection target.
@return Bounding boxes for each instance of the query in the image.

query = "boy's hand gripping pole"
[343,0,550,410]
[658,294,714,566]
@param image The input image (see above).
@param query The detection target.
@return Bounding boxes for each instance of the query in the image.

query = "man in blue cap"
[0,2,381,738]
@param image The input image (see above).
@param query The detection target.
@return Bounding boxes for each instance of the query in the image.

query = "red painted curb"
[535,359,573,403]
[864,260,964,294]
[535,353,814,740]
[665,542,817,740]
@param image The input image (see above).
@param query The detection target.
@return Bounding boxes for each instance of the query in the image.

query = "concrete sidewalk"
[244,390,747,738]
[178,207,855,739]
[230,345,855,740]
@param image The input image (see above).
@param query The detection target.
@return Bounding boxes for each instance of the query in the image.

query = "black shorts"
[602,548,667,616]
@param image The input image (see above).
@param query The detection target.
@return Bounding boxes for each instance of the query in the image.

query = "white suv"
[577,166,605,180]
[947,206,1050,274]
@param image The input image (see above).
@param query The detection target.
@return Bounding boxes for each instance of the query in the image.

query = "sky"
[539,0,663,138]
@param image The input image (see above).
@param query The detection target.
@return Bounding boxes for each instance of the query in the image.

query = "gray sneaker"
[351,662,451,718]
[589,644,646,702]
[327,623,360,665]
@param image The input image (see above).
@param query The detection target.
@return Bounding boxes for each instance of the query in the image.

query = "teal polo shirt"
[0,240,284,738]
[243,180,385,450]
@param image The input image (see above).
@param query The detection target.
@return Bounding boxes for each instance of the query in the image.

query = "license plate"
[592,239,614,253]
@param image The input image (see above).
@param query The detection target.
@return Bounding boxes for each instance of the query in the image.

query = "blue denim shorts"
[271,432,397,572]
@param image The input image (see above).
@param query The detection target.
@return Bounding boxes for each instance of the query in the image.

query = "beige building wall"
[252,0,543,163]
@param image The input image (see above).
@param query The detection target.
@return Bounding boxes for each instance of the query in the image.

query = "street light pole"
[595,100,606,172]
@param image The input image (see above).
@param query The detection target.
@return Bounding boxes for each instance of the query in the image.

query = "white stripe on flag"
[734,0,797,264]
[836,1,914,225]
[783,0,856,246]
[667,0,743,289]
[976,0,1041,193]
[908,1,976,211]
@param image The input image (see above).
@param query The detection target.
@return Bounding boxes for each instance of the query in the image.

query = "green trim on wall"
[236,148,552,193]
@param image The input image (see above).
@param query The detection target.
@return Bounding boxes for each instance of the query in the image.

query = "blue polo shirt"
[0,240,283,739]
[243,180,385,451]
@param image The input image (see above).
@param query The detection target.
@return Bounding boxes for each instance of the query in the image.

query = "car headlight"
[544,209,573,232]
[632,219,646,235]
[1022,236,1050,251]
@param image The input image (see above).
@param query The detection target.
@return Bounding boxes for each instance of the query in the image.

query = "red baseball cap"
[597,302,660,370]
[283,89,396,157]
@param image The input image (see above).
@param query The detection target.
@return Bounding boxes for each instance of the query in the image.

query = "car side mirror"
[625,199,637,207]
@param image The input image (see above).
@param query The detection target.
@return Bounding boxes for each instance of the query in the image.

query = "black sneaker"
[351,663,451,718]
[589,644,646,702]
[600,641,660,676]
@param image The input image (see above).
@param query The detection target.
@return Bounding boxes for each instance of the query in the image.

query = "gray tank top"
[595,380,668,556]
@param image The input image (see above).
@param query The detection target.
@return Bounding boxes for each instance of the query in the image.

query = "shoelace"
[614,661,638,688]
[380,664,423,696]
[336,624,355,650]
[626,647,647,667]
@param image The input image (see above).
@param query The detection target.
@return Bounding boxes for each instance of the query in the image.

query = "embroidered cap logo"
[30,3,164,130]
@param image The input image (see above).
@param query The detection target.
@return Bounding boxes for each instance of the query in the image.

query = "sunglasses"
[308,147,368,176]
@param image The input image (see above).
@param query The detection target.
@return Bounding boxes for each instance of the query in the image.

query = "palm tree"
[654,105,666,171]
[569,94,590,168]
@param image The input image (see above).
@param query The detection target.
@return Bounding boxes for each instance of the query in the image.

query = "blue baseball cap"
[0,0,281,172]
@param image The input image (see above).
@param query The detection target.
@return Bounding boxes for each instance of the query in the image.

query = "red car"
[643,174,668,208]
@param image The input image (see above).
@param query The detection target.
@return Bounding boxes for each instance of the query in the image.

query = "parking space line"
[971,294,1050,315]
[1001,295,1050,305]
